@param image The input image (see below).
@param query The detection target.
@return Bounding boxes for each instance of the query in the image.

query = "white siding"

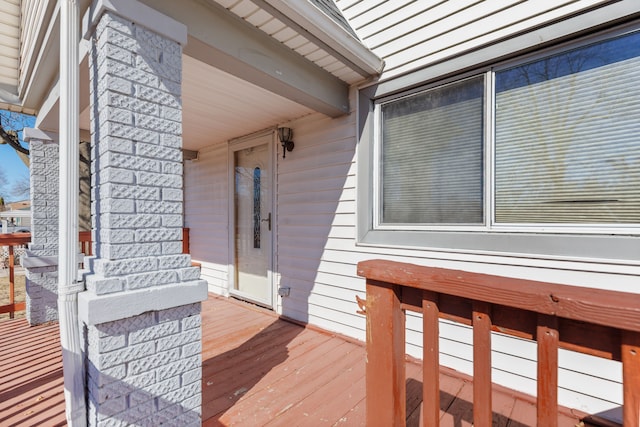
[337,0,628,80]
[0,0,19,91]
[184,142,229,296]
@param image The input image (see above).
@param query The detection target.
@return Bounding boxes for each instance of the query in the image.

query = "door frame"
[227,130,277,308]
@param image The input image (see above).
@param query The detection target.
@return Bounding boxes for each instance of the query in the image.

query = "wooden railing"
[0,233,30,317]
[357,259,640,427]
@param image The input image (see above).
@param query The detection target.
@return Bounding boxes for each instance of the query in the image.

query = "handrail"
[357,259,640,427]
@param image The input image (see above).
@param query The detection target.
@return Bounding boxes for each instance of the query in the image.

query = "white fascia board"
[258,0,384,77]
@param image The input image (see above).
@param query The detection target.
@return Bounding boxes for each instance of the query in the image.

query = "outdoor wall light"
[278,127,294,158]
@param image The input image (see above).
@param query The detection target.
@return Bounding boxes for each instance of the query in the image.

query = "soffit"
[209,0,382,85]
[0,0,21,109]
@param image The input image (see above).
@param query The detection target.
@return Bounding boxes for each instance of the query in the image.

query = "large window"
[378,29,640,230]
[362,28,640,260]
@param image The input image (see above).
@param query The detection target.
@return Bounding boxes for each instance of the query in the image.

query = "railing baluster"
[473,301,492,427]
[622,330,640,426]
[365,280,406,426]
[8,245,15,319]
[537,314,559,427]
[423,291,440,427]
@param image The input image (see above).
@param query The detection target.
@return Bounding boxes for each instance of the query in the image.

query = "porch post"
[79,1,207,425]
[22,129,60,326]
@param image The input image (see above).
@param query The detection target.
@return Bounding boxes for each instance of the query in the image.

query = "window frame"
[357,24,640,262]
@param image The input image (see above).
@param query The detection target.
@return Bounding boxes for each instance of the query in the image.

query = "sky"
[0,110,34,202]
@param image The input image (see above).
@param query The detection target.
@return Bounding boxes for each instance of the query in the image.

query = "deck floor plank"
[0,319,66,427]
[0,294,587,426]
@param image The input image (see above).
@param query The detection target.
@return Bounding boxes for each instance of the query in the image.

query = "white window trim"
[357,23,640,263]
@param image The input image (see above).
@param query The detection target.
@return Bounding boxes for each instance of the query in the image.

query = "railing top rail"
[0,233,31,245]
[357,259,640,334]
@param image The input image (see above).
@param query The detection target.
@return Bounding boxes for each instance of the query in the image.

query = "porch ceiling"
[78,55,315,151]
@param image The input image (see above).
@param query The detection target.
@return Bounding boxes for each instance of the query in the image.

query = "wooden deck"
[0,294,587,426]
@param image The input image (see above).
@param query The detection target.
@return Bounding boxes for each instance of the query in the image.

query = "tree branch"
[0,124,30,155]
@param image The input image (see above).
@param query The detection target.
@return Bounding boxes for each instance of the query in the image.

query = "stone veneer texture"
[24,138,60,325]
[85,9,202,426]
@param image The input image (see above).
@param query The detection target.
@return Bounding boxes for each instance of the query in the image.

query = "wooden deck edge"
[581,415,623,427]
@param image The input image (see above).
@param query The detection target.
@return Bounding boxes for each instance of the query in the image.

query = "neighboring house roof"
[6,200,30,211]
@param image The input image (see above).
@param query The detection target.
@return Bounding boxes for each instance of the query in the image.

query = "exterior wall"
[23,134,59,325]
[185,0,640,421]
[183,143,229,296]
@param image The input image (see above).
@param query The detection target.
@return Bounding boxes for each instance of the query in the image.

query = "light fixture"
[277,127,294,158]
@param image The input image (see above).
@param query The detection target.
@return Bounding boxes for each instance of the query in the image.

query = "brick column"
[22,129,60,325]
[80,2,206,425]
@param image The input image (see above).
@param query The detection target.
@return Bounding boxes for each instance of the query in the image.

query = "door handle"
[261,212,271,231]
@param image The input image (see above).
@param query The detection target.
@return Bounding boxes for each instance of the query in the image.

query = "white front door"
[229,134,274,307]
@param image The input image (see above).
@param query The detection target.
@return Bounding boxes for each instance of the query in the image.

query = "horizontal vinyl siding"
[0,0,19,91]
[184,142,229,296]
[276,86,630,418]
[337,0,622,80]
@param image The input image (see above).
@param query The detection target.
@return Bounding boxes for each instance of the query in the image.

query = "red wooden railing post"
[365,280,406,427]
[622,330,640,426]
[423,291,440,426]
[183,227,190,254]
[537,314,559,427]
[8,245,15,319]
[473,301,492,427]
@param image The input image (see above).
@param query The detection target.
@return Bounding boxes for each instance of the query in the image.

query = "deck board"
[0,294,588,426]
[0,319,66,427]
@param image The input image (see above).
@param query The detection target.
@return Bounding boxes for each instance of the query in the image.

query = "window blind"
[495,33,640,224]
[381,77,484,224]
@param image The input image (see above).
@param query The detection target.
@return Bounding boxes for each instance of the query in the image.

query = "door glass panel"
[234,143,271,304]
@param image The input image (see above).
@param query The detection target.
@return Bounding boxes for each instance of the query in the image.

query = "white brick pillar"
[79,2,207,425]
[22,129,60,325]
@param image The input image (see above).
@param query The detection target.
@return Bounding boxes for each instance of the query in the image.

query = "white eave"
[0,0,25,112]
[213,0,384,85]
